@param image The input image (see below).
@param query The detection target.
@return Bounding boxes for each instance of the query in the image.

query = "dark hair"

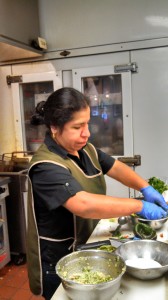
[41,87,90,131]
[30,101,46,126]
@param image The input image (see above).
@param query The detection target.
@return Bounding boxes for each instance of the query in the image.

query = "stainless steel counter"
[51,218,168,300]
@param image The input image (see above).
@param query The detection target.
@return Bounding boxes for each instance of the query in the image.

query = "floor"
[0,257,44,300]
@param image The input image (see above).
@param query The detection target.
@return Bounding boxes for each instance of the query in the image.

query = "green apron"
[27,142,106,295]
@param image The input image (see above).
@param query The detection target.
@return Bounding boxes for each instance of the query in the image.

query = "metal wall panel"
[131,47,168,179]
[39,0,168,51]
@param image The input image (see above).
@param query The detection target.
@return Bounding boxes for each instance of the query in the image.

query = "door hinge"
[114,62,138,73]
[118,155,141,166]
[6,75,23,85]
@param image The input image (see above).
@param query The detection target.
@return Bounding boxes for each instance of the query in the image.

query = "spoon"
[110,216,128,236]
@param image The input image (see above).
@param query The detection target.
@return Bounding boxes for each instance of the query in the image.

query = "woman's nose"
[81,125,90,137]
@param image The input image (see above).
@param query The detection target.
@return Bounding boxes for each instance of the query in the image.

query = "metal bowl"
[131,215,168,230]
[115,240,168,280]
[56,250,126,300]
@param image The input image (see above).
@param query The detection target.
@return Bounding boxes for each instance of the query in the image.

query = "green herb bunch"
[148,177,168,194]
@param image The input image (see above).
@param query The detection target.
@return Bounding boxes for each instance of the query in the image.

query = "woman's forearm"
[63,191,143,219]
[107,160,149,191]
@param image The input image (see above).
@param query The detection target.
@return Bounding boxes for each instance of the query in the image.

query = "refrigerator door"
[72,65,134,198]
[72,65,133,158]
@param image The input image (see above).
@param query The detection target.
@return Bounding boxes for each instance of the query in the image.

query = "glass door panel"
[82,74,123,156]
[72,66,133,158]
[20,81,53,151]
[11,71,62,151]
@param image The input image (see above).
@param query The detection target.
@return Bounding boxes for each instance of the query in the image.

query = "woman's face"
[51,107,91,155]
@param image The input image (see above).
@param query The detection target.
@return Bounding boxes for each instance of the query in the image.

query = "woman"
[27,87,168,300]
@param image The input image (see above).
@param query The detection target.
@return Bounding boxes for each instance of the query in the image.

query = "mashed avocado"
[69,266,112,284]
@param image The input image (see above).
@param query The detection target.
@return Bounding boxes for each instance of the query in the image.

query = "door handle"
[118,155,141,166]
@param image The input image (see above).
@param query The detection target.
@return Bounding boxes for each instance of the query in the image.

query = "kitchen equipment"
[0,151,33,264]
[29,139,43,151]
[110,216,128,236]
[131,214,168,230]
[76,237,131,251]
[0,178,11,269]
[0,155,13,172]
[56,250,126,300]
[0,151,34,172]
[115,240,168,280]
[77,217,158,251]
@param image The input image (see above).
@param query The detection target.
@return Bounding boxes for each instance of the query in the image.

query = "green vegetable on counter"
[148,177,168,194]
[109,218,116,222]
[133,223,157,240]
[98,245,116,252]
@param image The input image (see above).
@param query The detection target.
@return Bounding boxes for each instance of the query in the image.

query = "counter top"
[0,176,11,186]
[51,218,168,300]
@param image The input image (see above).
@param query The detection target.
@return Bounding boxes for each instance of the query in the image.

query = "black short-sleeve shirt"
[29,132,115,239]
[30,132,115,211]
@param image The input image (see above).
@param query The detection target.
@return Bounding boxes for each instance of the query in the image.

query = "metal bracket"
[6,75,23,85]
[118,155,141,166]
[60,50,71,57]
[114,62,138,73]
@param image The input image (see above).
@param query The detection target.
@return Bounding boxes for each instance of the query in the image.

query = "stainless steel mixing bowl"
[56,250,126,300]
[115,240,168,280]
[130,215,168,230]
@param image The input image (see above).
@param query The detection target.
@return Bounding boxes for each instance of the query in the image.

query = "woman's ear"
[50,126,57,135]
[50,126,58,140]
